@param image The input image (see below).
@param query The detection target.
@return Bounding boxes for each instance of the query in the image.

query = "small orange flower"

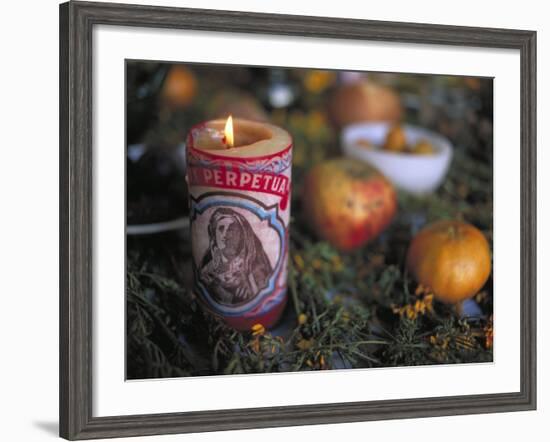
[304,70,335,93]
[251,323,265,336]
[406,306,417,320]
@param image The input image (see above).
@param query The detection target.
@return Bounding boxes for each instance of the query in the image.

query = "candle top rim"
[188,118,292,158]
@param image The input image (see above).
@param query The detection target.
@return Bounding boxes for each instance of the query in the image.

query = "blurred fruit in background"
[328,80,402,128]
[160,65,198,110]
[302,158,397,252]
[209,89,269,122]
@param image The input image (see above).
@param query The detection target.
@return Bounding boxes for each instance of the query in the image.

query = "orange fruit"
[160,65,197,109]
[384,125,407,152]
[406,220,491,304]
[410,139,435,155]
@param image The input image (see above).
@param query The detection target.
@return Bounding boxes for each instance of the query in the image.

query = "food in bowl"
[384,124,408,152]
[342,122,453,195]
[410,139,436,155]
[355,128,436,156]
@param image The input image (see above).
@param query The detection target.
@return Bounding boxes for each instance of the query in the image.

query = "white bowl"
[341,122,453,195]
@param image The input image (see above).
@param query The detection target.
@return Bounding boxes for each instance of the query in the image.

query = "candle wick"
[222,135,233,149]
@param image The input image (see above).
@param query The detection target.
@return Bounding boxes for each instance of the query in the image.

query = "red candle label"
[187,144,292,330]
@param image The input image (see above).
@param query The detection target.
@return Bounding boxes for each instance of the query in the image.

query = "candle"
[186,117,293,331]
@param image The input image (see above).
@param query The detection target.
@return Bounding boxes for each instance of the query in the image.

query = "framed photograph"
[59,0,536,439]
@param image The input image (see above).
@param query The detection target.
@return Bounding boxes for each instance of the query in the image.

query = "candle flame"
[224,115,234,148]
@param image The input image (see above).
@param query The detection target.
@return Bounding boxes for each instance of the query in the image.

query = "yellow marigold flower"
[426,305,433,314]
[312,259,323,270]
[456,336,476,350]
[251,323,265,336]
[298,313,308,325]
[296,338,314,351]
[304,71,335,93]
[293,254,305,271]
[406,306,417,320]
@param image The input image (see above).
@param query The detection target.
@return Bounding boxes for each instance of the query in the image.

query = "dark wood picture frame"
[59,1,537,439]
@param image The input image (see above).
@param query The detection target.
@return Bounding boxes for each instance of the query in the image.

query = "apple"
[328,81,402,128]
[303,158,397,251]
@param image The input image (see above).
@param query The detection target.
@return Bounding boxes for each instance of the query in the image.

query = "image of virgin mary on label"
[197,207,273,306]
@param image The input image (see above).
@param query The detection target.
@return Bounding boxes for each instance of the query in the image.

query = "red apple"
[303,158,397,251]
[327,81,402,128]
